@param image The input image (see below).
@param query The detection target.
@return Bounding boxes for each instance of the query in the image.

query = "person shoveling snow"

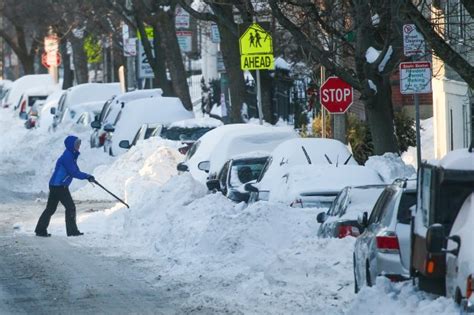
[34,135,95,237]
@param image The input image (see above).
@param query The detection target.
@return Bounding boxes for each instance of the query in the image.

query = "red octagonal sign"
[320,76,353,114]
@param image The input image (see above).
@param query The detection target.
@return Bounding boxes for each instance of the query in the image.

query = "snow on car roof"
[168,117,223,129]
[22,85,59,96]
[66,83,121,108]
[231,150,270,160]
[113,88,163,103]
[438,148,474,171]
[6,74,55,107]
[270,165,384,203]
[207,128,298,174]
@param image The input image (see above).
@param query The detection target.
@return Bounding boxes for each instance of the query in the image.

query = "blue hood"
[65,135,78,153]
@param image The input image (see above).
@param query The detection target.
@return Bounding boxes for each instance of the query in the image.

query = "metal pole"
[256,69,263,125]
[320,66,326,138]
[415,93,422,168]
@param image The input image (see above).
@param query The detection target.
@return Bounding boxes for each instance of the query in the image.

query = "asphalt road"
[0,192,176,315]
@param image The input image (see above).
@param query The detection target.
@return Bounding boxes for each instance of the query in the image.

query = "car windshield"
[160,127,213,141]
[229,157,268,188]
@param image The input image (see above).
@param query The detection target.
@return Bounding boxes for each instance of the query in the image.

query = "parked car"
[90,88,162,148]
[206,152,269,203]
[53,83,121,129]
[122,117,222,154]
[2,75,55,110]
[353,178,417,293]
[37,90,65,131]
[258,164,384,207]
[158,118,223,154]
[0,79,12,106]
[415,145,474,301]
[105,97,193,156]
[177,124,299,183]
[17,86,57,120]
[71,101,104,128]
[24,99,46,129]
[246,138,358,203]
[317,185,386,238]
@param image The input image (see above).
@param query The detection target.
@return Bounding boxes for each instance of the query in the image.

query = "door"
[395,191,417,271]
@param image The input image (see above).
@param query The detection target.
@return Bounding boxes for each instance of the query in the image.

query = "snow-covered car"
[0,79,12,106]
[121,117,222,154]
[90,88,163,148]
[353,178,416,293]
[258,164,384,208]
[2,74,55,110]
[412,147,474,296]
[104,97,193,156]
[424,147,474,310]
[24,99,46,129]
[53,83,121,129]
[37,90,65,131]
[179,124,298,183]
[206,152,269,203]
[158,117,223,154]
[246,138,358,203]
[16,86,57,120]
[317,185,386,238]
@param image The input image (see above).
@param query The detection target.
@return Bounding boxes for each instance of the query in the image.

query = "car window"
[397,191,416,224]
[228,158,267,188]
[379,188,399,226]
[113,110,122,126]
[257,157,273,182]
[368,189,394,224]
[131,128,143,146]
[328,188,348,217]
[99,99,113,123]
[218,161,231,189]
[185,140,200,161]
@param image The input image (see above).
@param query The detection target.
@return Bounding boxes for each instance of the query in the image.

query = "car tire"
[353,254,359,293]
[366,261,372,287]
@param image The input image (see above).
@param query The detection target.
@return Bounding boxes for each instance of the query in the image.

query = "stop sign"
[320,77,353,113]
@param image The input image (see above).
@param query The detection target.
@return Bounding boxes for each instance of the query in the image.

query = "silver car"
[353,178,416,293]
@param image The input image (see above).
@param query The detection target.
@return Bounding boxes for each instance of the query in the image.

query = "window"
[257,157,273,182]
[218,161,230,194]
[397,192,417,224]
[185,141,200,161]
[420,168,432,227]
[368,189,392,225]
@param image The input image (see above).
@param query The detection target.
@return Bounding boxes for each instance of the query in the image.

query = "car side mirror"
[206,179,220,191]
[426,224,446,254]
[316,212,327,224]
[91,120,101,129]
[177,162,189,172]
[198,161,210,173]
[358,212,368,227]
[244,182,259,193]
[104,124,115,133]
[119,140,131,149]
[50,107,56,115]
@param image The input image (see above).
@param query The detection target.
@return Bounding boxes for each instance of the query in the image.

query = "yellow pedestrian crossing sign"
[239,23,274,70]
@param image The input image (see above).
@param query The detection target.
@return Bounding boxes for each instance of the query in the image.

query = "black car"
[317,185,386,238]
[207,156,269,203]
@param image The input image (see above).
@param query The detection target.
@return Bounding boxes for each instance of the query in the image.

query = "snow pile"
[365,153,416,183]
[346,277,459,315]
[75,137,183,201]
[402,118,435,168]
[75,174,358,313]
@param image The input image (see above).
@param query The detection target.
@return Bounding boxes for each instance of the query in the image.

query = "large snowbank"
[365,153,416,183]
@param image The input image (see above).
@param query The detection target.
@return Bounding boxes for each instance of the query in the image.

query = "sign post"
[44,35,60,84]
[239,23,274,125]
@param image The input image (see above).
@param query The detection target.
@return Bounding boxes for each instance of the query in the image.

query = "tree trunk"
[364,76,399,155]
[260,70,274,123]
[61,40,74,89]
[69,35,89,84]
[217,14,246,123]
[158,11,193,111]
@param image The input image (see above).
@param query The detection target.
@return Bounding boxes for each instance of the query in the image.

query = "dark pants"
[35,186,80,236]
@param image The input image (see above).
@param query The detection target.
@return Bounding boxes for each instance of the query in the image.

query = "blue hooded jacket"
[49,135,90,187]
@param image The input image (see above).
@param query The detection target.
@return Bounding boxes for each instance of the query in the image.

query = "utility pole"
[125,0,137,91]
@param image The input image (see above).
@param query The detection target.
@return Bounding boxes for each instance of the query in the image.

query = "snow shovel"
[92,179,130,209]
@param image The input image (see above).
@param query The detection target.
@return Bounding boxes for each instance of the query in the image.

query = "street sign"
[403,24,425,57]
[123,38,137,57]
[42,52,61,68]
[239,23,274,70]
[138,41,154,78]
[320,77,354,114]
[210,23,220,43]
[176,31,192,53]
[175,6,190,29]
[399,61,432,94]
